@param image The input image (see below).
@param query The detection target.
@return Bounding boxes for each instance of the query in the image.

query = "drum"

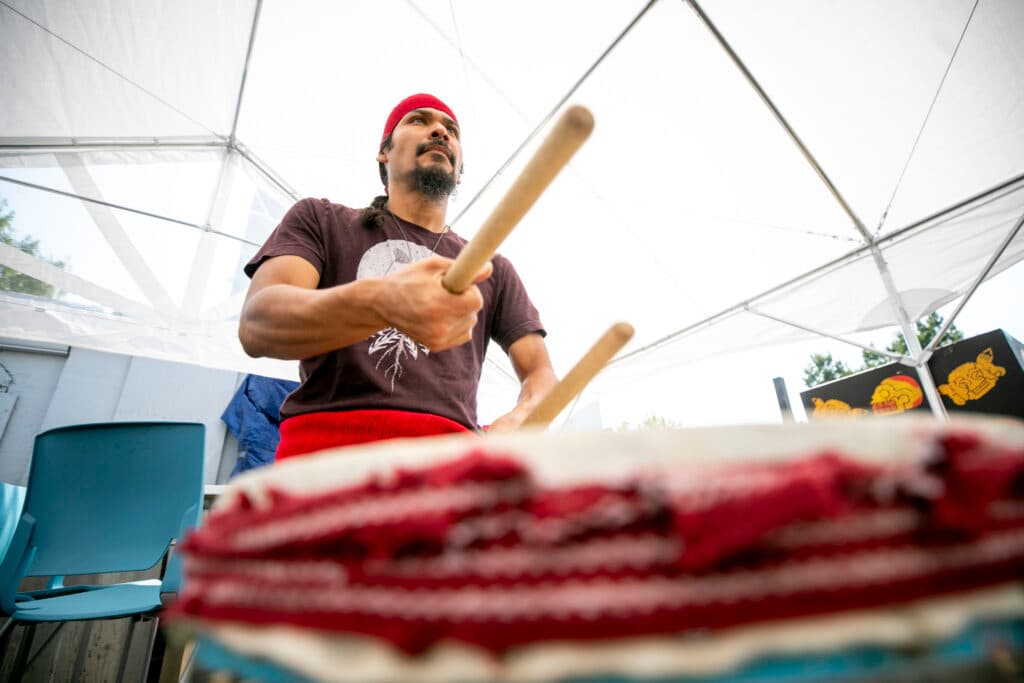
[171,415,1024,682]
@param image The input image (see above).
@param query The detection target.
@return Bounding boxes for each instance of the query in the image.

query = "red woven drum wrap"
[174,429,1024,655]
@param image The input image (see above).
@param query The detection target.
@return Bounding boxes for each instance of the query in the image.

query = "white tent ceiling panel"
[438,0,870,369]
[409,0,650,124]
[878,197,1024,305]
[702,0,981,234]
[53,149,224,228]
[0,0,254,138]
[748,250,894,335]
[878,0,1024,234]
[0,294,299,380]
[732,183,1024,336]
[236,0,648,203]
[559,0,858,243]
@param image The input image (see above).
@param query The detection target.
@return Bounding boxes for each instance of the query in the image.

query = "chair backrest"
[1,481,26,563]
[20,421,205,577]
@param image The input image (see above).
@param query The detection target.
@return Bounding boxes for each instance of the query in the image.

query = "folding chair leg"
[70,621,94,682]
[9,622,36,681]
[0,618,15,661]
[141,615,160,681]
[23,621,64,673]
[115,615,139,683]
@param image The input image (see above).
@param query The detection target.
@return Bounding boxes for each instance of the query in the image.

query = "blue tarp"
[221,374,299,478]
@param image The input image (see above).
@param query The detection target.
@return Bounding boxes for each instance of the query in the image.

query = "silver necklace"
[389,212,449,265]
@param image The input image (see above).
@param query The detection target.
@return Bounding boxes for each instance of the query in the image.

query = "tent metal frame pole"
[896,310,947,420]
[205,148,237,230]
[233,142,299,201]
[451,0,659,226]
[864,244,941,415]
[0,175,261,247]
[883,172,1024,245]
[614,175,1024,362]
[485,355,518,383]
[615,174,1024,365]
[685,0,870,240]
[0,138,227,151]
[687,0,955,421]
[744,306,909,363]
[0,175,206,230]
[228,0,263,146]
[925,207,1024,354]
[182,148,240,318]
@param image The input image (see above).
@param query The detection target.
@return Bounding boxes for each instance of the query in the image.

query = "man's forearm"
[489,366,558,432]
[514,367,559,416]
[239,279,388,360]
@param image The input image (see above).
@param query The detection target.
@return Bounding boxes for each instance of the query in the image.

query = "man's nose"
[429,122,450,140]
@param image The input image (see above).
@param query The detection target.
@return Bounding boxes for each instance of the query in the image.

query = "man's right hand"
[239,253,492,360]
[375,256,492,352]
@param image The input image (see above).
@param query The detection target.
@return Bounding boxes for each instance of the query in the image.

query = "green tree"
[803,352,854,388]
[803,313,965,388]
[861,313,964,368]
[0,199,65,297]
[639,415,682,430]
[614,415,683,431]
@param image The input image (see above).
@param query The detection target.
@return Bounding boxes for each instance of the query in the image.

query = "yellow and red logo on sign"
[870,375,924,415]
[938,347,1006,406]
[811,398,869,418]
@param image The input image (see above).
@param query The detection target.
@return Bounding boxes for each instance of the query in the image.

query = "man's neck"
[387,191,448,234]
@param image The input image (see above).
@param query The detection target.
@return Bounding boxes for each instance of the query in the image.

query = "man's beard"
[407,165,457,200]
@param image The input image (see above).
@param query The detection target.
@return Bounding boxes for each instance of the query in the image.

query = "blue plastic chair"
[0,421,205,680]
[0,481,26,564]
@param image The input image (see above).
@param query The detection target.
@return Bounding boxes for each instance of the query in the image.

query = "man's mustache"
[416,141,454,164]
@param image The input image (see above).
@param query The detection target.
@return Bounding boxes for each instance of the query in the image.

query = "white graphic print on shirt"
[356,239,433,390]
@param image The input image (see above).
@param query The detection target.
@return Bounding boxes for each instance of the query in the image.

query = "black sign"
[927,329,1024,419]
[801,363,932,420]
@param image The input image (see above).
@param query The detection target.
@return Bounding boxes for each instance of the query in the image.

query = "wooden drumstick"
[521,322,635,428]
[442,105,594,293]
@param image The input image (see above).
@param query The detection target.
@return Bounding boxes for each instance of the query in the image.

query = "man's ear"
[376,151,388,164]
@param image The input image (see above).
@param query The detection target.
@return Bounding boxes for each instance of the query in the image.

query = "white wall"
[0,342,243,485]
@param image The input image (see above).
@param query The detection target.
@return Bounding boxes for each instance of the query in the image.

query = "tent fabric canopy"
[2,0,1022,424]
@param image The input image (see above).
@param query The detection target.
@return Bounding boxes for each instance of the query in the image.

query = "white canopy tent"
[2,0,1022,426]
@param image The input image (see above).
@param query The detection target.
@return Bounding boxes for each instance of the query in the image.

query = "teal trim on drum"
[192,617,1024,683]
[566,619,1024,683]
[194,636,319,683]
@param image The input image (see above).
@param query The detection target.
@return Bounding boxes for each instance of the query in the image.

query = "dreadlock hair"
[360,133,394,228]
[360,194,389,228]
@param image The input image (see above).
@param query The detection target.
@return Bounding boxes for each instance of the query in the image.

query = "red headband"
[381,93,458,146]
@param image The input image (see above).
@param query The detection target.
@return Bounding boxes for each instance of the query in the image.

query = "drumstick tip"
[611,321,635,343]
[563,105,595,136]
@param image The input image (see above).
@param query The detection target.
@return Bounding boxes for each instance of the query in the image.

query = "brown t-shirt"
[245,198,546,429]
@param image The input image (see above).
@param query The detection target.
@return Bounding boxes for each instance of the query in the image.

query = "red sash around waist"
[275,409,471,462]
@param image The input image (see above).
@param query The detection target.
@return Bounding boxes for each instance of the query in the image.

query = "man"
[239,93,557,461]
